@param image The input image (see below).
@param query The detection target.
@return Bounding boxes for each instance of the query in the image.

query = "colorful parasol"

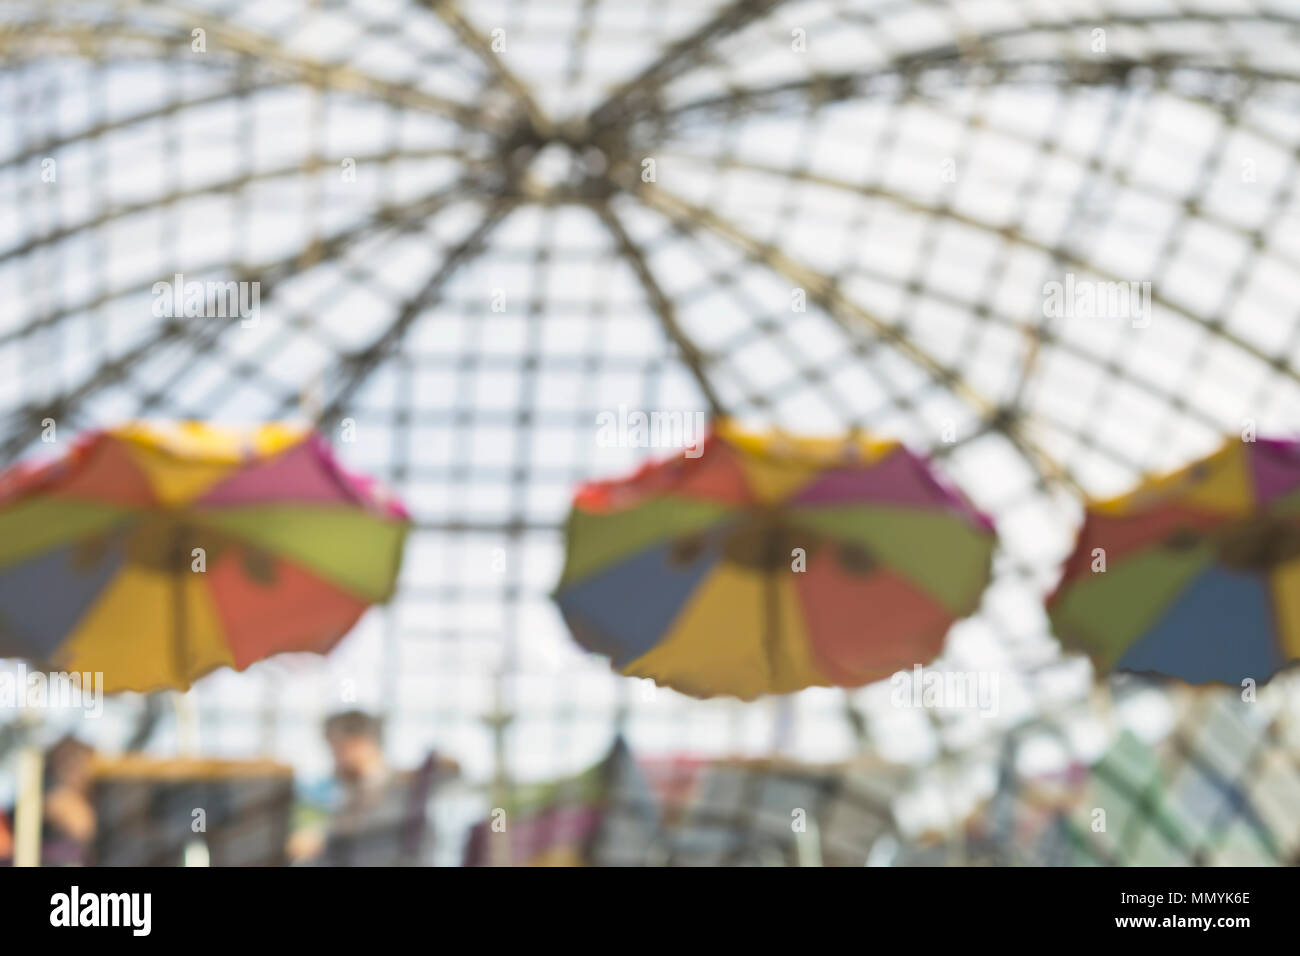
[553,420,996,699]
[0,422,409,692]
[1049,437,1300,685]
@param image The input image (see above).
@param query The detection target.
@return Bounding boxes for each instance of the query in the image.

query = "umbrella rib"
[311,201,518,425]
[594,205,727,418]
[585,0,790,131]
[616,171,1084,495]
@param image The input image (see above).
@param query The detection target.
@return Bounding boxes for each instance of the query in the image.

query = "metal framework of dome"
[3,0,1300,860]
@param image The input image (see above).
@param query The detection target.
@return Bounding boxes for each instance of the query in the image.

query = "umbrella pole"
[794,817,823,867]
[171,533,191,687]
[299,370,324,427]
[764,571,795,754]
[170,535,200,756]
[486,673,512,867]
[174,691,206,866]
[12,710,44,867]
[170,539,206,865]
[174,692,200,755]
[771,697,795,755]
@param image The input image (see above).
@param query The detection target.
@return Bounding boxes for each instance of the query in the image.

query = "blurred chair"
[968,683,1300,866]
[91,754,293,866]
[319,750,457,867]
[462,737,662,866]
[658,754,907,866]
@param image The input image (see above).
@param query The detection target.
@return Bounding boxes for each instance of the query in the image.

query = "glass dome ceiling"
[3,0,1300,820]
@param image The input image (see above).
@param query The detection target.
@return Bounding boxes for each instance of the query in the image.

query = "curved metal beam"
[0,183,476,458]
[586,0,790,131]
[0,146,478,268]
[419,0,555,138]
[662,151,1300,398]
[614,167,1084,493]
[594,205,726,416]
[311,200,517,424]
[0,8,490,129]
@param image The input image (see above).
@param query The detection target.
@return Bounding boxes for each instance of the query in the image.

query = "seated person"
[41,735,96,866]
[288,710,456,866]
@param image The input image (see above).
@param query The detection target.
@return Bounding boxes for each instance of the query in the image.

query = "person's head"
[323,710,385,783]
[44,735,94,792]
